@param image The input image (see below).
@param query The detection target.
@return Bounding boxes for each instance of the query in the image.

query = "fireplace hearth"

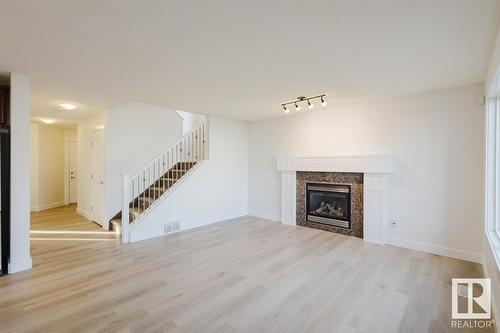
[306,183,351,229]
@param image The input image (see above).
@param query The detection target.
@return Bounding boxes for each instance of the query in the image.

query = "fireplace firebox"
[306,183,351,229]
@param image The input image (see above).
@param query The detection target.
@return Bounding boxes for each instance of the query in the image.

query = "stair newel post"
[122,173,130,243]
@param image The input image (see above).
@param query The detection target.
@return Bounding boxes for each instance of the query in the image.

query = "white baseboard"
[247,212,481,263]
[31,201,66,212]
[248,211,281,222]
[387,237,481,264]
[9,255,32,273]
[76,207,92,221]
[129,213,249,243]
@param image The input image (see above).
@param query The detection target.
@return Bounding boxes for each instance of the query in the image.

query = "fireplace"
[306,183,352,229]
[296,172,362,238]
[280,156,392,241]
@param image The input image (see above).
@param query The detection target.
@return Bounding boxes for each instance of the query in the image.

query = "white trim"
[8,256,32,273]
[486,230,500,272]
[277,155,393,174]
[363,174,389,244]
[30,201,66,212]
[248,211,281,222]
[277,156,392,244]
[387,237,482,264]
[281,171,296,226]
[121,173,130,243]
[64,139,77,205]
[76,207,92,221]
[482,238,500,331]
[485,80,500,271]
[9,72,32,273]
[129,161,207,230]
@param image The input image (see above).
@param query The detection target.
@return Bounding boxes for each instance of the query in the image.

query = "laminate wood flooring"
[0,213,491,332]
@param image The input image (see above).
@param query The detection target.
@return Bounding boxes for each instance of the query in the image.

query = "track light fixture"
[281,94,326,114]
[295,102,301,112]
[308,99,314,109]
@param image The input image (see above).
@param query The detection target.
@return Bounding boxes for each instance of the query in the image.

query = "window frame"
[485,84,500,269]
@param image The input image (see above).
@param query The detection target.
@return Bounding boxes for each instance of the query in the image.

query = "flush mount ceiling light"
[40,118,56,124]
[281,94,326,114]
[58,101,78,111]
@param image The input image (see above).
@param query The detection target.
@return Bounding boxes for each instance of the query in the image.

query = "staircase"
[112,121,208,242]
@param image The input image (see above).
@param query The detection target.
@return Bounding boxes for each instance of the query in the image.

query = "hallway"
[30,204,118,241]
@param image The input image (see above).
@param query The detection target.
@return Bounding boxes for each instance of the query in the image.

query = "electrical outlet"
[391,219,397,227]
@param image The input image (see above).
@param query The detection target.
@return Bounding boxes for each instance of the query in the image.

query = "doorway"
[90,128,106,228]
[68,140,77,203]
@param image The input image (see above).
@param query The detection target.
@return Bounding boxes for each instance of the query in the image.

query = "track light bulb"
[283,105,290,114]
[308,100,314,109]
[321,96,327,107]
[295,102,301,112]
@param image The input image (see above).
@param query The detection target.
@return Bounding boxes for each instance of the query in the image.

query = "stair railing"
[121,120,208,243]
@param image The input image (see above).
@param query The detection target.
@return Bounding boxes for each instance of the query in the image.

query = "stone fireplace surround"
[277,155,392,244]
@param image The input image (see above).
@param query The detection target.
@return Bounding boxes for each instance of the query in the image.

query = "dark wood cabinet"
[0,86,10,125]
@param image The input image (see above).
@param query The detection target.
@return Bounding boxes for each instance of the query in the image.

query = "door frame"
[65,139,77,205]
[0,85,10,275]
[1,124,10,275]
[90,128,107,229]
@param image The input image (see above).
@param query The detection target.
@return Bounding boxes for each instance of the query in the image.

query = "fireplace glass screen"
[306,183,351,229]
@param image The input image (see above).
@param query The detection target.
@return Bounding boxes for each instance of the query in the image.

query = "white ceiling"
[0,0,499,122]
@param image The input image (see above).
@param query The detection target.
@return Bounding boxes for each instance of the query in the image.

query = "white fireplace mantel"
[277,155,393,244]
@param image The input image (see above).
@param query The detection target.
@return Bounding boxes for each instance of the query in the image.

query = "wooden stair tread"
[110,219,121,226]
[138,197,155,203]
[149,187,166,192]
[118,160,201,224]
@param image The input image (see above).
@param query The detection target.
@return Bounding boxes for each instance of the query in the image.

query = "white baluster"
[122,173,130,243]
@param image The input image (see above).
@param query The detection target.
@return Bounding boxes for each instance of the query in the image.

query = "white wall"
[486,29,500,96]
[130,116,248,242]
[106,103,183,220]
[77,112,106,221]
[248,84,484,261]
[30,123,65,211]
[177,110,207,135]
[10,72,31,273]
[30,123,39,212]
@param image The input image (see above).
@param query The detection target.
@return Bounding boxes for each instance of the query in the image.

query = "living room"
[1,1,500,332]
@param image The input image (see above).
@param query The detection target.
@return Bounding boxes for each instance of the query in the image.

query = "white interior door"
[90,129,106,227]
[68,141,78,203]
